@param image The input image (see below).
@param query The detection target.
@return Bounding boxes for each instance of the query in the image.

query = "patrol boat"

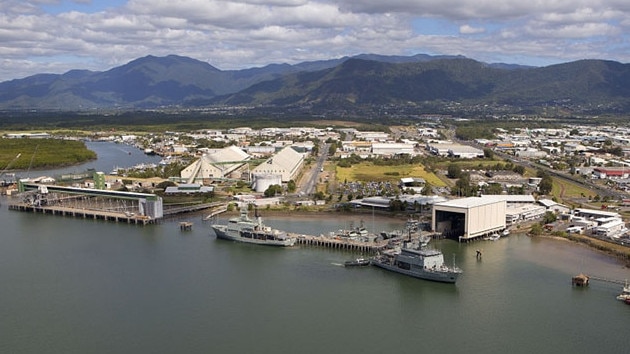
[371,237,462,283]
[211,207,296,247]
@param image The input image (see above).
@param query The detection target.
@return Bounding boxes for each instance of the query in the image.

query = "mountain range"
[0,54,629,113]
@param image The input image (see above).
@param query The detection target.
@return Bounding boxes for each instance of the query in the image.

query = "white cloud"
[459,24,485,34]
[0,0,627,82]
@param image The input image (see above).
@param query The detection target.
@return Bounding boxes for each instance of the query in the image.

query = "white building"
[180,145,251,183]
[432,196,507,240]
[371,143,416,157]
[250,146,305,182]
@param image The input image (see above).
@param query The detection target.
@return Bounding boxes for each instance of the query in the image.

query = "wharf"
[292,233,389,253]
[164,202,226,216]
[8,202,153,225]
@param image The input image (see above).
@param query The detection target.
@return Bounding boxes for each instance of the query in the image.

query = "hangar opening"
[432,197,507,241]
[434,210,466,239]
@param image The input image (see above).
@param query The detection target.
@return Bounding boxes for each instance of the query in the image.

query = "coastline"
[219,206,630,266]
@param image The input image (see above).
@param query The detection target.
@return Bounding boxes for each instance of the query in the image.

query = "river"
[0,142,629,354]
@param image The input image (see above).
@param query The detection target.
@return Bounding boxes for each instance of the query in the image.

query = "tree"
[421,182,433,195]
[538,175,553,195]
[483,148,494,159]
[529,223,543,236]
[513,165,525,175]
[264,184,283,197]
[447,163,462,179]
[452,172,477,197]
[542,211,557,224]
[287,180,296,193]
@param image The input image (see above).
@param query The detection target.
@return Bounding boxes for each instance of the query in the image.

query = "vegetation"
[335,161,446,187]
[0,138,96,170]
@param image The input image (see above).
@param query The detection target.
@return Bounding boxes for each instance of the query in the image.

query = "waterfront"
[1,143,630,353]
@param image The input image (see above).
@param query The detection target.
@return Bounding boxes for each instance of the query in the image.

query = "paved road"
[298,142,329,196]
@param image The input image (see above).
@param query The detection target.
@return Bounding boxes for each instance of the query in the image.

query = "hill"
[0,54,628,113]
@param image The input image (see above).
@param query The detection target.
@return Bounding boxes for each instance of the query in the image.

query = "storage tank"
[252,174,282,193]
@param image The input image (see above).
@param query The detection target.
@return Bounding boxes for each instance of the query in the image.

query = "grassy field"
[550,176,597,204]
[335,162,446,187]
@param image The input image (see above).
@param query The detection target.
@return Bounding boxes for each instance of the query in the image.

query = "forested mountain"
[0,54,628,113]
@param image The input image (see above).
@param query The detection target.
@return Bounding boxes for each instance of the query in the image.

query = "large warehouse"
[250,145,305,182]
[432,196,507,241]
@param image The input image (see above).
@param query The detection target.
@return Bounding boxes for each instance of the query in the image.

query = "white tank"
[252,174,282,193]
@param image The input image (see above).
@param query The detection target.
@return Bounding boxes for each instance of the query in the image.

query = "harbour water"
[1,142,629,353]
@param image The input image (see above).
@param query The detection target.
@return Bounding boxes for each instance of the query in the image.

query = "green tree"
[542,211,557,224]
[264,184,283,197]
[530,224,543,235]
[538,175,553,195]
[447,163,462,179]
[287,180,296,193]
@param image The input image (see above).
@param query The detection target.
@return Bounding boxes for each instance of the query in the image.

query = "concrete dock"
[8,203,153,225]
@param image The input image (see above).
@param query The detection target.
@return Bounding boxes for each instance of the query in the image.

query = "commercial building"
[432,196,507,241]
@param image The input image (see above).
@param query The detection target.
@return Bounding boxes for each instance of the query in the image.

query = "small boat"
[344,257,371,267]
[616,280,630,301]
[488,234,501,241]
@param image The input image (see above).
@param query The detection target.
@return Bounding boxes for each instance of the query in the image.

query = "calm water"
[1,143,629,354]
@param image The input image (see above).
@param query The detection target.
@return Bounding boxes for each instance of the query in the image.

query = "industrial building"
[371,143,416,157]
[250,145,304,182]
[432,196,507,241]
[180,145,251,183]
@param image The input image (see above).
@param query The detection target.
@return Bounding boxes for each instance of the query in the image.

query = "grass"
[335,162,446,187]
[550,176,596,202]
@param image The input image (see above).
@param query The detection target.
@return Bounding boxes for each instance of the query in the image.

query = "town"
[3,119,630,258]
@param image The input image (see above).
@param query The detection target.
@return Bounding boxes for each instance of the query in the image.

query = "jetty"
[572,273,626,286]
[9,203,153,225]
[292,233,388,253]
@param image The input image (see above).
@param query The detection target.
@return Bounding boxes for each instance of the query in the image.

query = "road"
[297,142,329,197]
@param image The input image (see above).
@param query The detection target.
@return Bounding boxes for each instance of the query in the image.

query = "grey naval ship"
[211,207,296,247]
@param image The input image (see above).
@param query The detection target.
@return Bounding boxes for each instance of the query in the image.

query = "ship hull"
[212,226,296,247]
[371,260,460,283]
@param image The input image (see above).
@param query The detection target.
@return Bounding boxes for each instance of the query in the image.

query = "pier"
[292,233,389,253]
[8,203,153,225]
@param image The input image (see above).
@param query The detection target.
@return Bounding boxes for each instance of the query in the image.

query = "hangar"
[432,196,507,241]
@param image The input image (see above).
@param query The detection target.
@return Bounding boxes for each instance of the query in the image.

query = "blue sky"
[0,0,628,82]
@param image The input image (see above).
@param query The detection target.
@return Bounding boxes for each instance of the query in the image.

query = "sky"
[0,0,629,82]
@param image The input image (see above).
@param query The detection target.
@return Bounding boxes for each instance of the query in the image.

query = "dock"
[572,273,626,286]
[8,203,153,225]
[292,233,389,253]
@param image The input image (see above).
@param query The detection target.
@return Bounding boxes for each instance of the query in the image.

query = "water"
[1,143,629,353]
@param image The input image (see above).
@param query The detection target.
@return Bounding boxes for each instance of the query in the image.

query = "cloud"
[0,0,628,82]
[459,24,485,34]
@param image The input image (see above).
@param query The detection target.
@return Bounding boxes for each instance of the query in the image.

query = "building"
[432,196,507,241]
[180,145,251,183]
[592,167,630,179]
[371,143,416,157]
[250,146,304,182]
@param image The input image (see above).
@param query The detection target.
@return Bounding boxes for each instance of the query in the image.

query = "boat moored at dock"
[371,238,462,283]
[211,207,296,247]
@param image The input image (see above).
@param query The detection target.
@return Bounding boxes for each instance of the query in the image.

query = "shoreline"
[219,206,630,266]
